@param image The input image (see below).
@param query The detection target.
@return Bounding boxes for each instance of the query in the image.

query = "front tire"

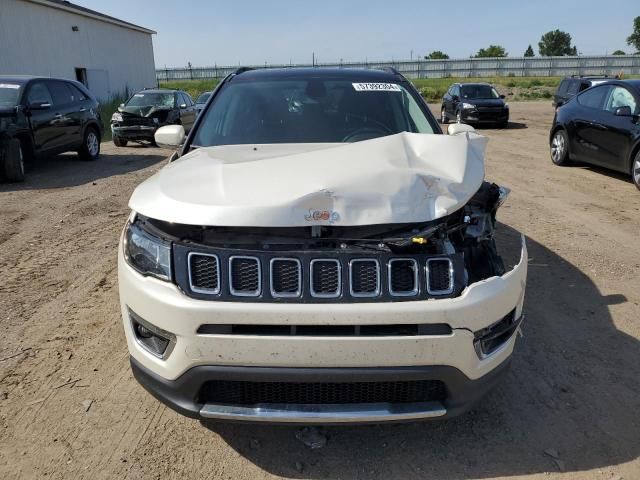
[632,151,640,191]
[441,108,448,124]
[3,138,25,182]
[79,127,100,161]
[113,135,128,147]
[550,129,570,166]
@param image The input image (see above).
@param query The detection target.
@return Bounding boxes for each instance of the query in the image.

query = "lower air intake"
[201,380,446,405]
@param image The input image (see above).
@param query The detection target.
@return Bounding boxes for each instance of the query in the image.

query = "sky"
[76,0,637,68]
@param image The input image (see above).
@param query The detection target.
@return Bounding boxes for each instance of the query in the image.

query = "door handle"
[588,121,606,130]
[79,107,86,112]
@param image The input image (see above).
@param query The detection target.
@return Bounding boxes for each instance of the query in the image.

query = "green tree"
[475,45,507,58]
[425,51,449,60]
[538,30,578,56]
[612,50,626,55]
[524,45,535,57]
[627,17,640,52]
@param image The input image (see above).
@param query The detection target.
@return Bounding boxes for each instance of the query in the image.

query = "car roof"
[231,67,404,83]
[0,75,77,85]
[456,82,492,87]
[137,88,179,94]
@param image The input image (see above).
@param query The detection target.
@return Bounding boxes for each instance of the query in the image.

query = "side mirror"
[499,94,506,99]
[448,123,476,135]
[451,95,459,102]
[615,106,633,116]
[119,103,125,108]
[154,124,185,148]
[28,102,51,111]
[179,103,187,109]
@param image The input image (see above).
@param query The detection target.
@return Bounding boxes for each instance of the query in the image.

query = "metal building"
[0,0,156,100]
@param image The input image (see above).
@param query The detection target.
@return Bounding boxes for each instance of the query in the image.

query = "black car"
[0,75,102,182]
[553,75,615,108]
[194,91,212,117]
[441,83,509,128]
[111,88,196,147]
[550,79,640,189]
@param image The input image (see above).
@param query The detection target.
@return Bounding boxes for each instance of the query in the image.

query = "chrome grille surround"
[269,258,302,298]
[426,258,454,295]
[349,258,381,298]
[187,252,221,295]
[388,258,419,297]
[228,256,262,297]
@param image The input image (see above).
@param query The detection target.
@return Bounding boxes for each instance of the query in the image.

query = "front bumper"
[111,124,157,140]
[131,354,513,423]
[119,236,527,422]
[461,109,509,124]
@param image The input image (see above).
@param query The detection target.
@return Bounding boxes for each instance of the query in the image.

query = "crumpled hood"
[129,132,488,227]
[119,105,171,118]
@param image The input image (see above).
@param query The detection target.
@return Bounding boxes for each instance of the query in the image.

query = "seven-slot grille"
[185,252,456,301]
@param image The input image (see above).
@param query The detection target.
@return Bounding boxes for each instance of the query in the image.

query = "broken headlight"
[111,112,123,122]
[123,221,172,281]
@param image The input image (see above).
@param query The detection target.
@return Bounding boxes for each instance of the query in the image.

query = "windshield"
[461,85,500,100]
[126,92,174,108]
[196,92,211,104]
[0,83,22,108]
[191,79,435,146]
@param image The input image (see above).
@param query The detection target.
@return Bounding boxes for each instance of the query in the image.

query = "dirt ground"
[0,101,639,480]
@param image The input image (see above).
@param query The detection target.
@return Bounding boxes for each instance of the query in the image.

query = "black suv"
[0,76,102,182]
[441,83,509,128]
[111,88,196,146]
[553,76,616,108]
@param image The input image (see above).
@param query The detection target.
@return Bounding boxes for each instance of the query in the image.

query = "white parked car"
[118,67,527,423]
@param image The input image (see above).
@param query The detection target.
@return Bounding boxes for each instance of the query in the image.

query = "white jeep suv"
[118,67,527,423]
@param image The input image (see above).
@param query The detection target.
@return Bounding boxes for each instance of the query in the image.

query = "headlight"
[462,103,475,109]
[111,112,123,122]
[123,221,172,281]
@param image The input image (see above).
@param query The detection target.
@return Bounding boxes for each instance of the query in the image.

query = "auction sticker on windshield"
[0,84,20,89]
[352,83,401,92]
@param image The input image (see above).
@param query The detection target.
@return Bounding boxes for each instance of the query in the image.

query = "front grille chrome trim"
[269,258,302,298]
[228,256,262,297]
[387,258,419,297]
[425,258,454,295]
[309,259,342,298]
[187,252,221,295]
[349,258,381,298]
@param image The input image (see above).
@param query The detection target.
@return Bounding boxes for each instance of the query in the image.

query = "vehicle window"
[557,80,569,95]
[192,79,435,147]
[47,81,74,106]
[68,84,87,102]
[126,92,175,108]
[453,85,460,97]
[566,80,580,95]
[0,82,22,107]
[604,86,637,113]
[184,93,193,106]
[26,82,53,105]
[196,92,211,104]
[577,85,609,110]
[460,85,499,99]
[180,93,191,106]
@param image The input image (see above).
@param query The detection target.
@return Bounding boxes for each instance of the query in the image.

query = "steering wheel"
[342,127,391,143]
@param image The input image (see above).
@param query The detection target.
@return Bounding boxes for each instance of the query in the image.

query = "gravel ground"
[0,101,638,480]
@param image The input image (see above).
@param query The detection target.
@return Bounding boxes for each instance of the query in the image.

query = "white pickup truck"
[118,67,527,424]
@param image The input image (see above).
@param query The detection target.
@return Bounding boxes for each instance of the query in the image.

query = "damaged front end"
[111,105,176,143]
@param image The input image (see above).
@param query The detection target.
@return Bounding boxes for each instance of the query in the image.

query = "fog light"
[129,309,176,359]
[473,309,520,358]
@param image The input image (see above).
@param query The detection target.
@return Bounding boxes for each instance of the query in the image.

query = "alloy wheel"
[551,132,565,163]
[633,157,640,186]
[87,131,99,156]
